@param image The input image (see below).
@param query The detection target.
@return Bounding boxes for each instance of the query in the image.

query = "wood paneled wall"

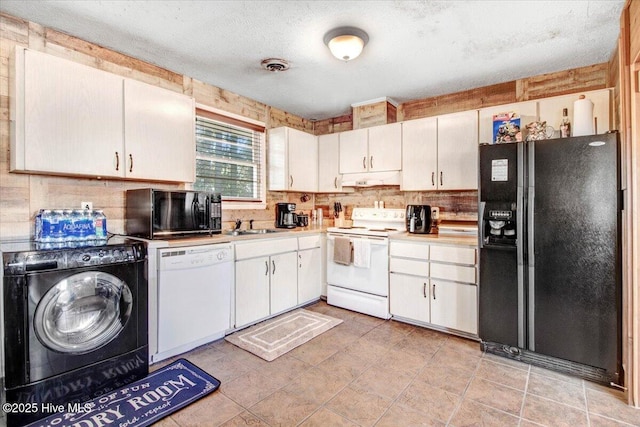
[0,13,312,238]
[0,12,621,238]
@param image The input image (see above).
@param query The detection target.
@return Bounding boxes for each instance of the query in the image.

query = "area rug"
[26,359,220,427]
[225,308,343,361]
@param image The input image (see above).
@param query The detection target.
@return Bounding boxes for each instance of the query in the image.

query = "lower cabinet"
[389,273,430,323]
[430,279,478,334]
[234,238,298,328]
[389,240,478,336]
[298,235,322,305]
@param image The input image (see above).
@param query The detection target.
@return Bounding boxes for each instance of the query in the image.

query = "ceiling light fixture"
[323,27,369,61]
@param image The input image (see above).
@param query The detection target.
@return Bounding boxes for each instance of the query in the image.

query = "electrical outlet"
[81,201,93,210]
[432,207,440,220]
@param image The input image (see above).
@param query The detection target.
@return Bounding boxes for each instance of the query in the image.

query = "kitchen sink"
[224,229,284,236]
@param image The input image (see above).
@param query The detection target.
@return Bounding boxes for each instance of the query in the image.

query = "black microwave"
[126,189,222,239]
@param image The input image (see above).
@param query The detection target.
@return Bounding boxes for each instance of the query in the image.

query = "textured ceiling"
[0,0,625,120]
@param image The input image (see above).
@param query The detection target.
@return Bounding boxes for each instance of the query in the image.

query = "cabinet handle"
[362,156,367,169]
[265,260,269,276]
[423,282,427,298]
[433,283,436,300]
[115,152,120,171]
[290,175,293,188]
[440,171,443,186]
[370,156,374,169]
[272,259,276,274]
[334,177,338,189]
[129,154,134,173]
[431,172,435,186]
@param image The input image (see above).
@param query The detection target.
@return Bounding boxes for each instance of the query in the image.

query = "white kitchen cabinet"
[11,47,124,177]
[234,237,299,328]
[11,47,196,182]
[430,280,478,335]
[436,110,479,190]
[389,240,478,336]
[401,111,478,191]
[123,79,195,182]
[297,235,322,304]
[401,117,438,191]
[339,123,401,174]
[339,128,369,173]
[390,273,430,323]
[270,251,299,314]
[268,127,318,192]
[235,256,271,328]
[318,133,352,192]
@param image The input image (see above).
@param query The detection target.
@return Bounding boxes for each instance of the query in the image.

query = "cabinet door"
[368,123,402,171]
[124,79,195,182]
[401,117,438,190]
[430,280,478,334]
[318,133,342,192]
[235,257,271,328]
[298,248,322,304]
[287,129,318,192]
[389,273,430,323]
[270,251,298,314]
[339,128,368,173]
[437,110,479,190]
[19,49,124,177]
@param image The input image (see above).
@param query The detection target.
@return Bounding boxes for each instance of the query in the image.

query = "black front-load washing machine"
[1,237,148,426]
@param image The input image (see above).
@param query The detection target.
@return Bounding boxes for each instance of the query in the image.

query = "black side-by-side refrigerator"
[478,132,622,386]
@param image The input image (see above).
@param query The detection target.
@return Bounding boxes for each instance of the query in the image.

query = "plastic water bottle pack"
[35,209,107,246]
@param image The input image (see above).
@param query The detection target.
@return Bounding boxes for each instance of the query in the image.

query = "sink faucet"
[234,219,242,230]
[249,219,254,229]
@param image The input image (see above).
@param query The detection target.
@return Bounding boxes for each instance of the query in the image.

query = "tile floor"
[152,301,639,427]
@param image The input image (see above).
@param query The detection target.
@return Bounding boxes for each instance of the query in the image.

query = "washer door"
[34,271,133,354]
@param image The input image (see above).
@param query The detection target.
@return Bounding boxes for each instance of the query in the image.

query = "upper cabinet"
[10,47,196,182]
[11,47,125,178]
[339,123,401,174]
[318,133,352,193]
[401,116,437,191]
[437,110,479,190]
[268,127,318,192]
[124,79,195,182]
[401,110,478,191]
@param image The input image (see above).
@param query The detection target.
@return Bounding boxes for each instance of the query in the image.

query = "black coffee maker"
[275,203,297,228]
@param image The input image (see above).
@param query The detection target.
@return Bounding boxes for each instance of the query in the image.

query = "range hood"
[341,171,401,187]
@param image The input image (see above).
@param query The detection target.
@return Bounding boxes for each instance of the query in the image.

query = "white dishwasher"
[156,243,233,361]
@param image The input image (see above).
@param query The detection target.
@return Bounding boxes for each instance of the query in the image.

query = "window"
[194,107,266,207]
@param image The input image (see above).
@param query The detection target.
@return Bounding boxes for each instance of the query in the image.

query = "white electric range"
[326,208,406,319]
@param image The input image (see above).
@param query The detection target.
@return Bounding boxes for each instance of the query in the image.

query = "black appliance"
[275,203,297,229]
[125,189,222,239]
[478,132,622,385]
[2,237,148,426]
[406,205,434,234]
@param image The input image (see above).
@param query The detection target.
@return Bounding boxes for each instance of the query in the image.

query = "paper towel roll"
[573,96,594,136]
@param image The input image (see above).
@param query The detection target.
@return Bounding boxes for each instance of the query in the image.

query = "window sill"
[222,201,267,210]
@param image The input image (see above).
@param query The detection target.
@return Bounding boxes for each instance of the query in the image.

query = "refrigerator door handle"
[517,142,525,348]
[527,140,536,350]
[479,201,486,249]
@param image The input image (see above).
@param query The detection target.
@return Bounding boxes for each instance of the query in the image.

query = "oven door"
[326,233,389,296]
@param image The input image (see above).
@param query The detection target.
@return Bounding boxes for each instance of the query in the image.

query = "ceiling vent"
[261,58,290,72]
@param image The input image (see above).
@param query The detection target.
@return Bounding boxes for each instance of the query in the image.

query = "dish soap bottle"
[560,108,571,138]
